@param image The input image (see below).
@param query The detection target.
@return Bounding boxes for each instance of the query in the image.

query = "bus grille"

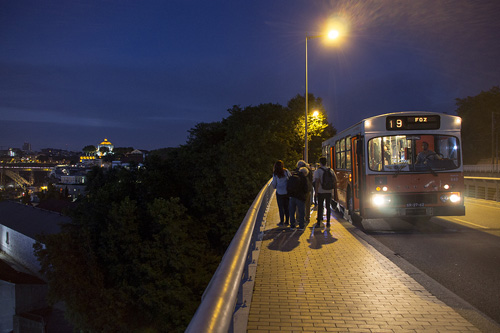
[391,193,437,206]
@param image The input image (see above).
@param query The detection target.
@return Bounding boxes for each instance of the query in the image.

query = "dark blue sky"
[1,0,499,151]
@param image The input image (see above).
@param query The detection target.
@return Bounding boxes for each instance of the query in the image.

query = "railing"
[463,165,500,201]
[464,164,500,174]
[464,176,500,201]
[185,178,274,333]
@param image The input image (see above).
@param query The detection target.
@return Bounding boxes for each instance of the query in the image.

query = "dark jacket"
[288,169,309,201]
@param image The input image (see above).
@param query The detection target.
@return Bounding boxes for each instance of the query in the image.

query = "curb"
[341,219,500,333]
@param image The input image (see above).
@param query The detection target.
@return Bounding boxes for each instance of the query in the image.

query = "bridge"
[0,163,55,188]
[186,174,500,332]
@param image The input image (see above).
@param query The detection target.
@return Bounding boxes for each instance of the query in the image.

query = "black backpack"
[286,171,302,197]
[321,167,335,190]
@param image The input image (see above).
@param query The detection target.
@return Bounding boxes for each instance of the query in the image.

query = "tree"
[112,147,134,161]
[164,95,335,248]
[35,94,336,332]
[455,86,500,164]
[35,165,218,332]
[82,145,96,156]
[286,94,336,164]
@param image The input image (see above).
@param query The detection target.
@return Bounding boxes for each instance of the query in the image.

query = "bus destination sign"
[386,115,440,130]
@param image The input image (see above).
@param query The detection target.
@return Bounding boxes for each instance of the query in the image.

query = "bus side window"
[335,140,341,169]
[369,138,382,171]
[340,138,346,169]
[346,136,352,169]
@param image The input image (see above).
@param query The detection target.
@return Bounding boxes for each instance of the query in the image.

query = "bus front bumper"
[362,205,465,219]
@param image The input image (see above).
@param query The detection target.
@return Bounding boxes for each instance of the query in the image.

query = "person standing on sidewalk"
[271,160,291,227]
[313,157,337,228]
[296,160,313,223]
[287,165,309,231]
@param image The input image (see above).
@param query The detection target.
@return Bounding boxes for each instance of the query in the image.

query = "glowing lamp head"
[328,30,340,40]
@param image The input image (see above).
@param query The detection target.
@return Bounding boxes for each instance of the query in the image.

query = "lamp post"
[304,30,339,163]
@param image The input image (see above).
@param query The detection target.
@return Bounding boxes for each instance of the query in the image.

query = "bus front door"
[350,136,363,218]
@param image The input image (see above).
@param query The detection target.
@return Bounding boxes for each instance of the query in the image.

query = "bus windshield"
[368,134,460,172]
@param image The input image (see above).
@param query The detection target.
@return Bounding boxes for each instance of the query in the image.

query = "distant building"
[97,138,114,157]
[79,155,99,166]
[22,142,32,152]
[123,149,146,164]
[8,148,21,157]
[0,201,72,332]
[57,173,87,199]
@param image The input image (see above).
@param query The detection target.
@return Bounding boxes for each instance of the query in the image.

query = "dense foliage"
[36,166,217,332]
[456,86,500,164]
[35,94,335,332]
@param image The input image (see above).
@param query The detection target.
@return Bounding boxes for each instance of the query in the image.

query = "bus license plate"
[406,203,425,207]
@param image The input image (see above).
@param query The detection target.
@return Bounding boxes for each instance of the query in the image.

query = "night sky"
[1,0,500,152]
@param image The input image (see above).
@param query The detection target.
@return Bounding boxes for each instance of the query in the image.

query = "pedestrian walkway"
[246,194,481,332]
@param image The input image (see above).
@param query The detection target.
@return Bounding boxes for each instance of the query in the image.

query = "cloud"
[0,107,125,128]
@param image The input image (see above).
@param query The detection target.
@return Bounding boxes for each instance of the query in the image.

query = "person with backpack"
[296,160,313,223]
[271,160,291,227]
[287,164,309,231]
[313,157,337,228]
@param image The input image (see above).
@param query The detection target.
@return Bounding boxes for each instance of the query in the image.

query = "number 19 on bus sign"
[386,115,440,130]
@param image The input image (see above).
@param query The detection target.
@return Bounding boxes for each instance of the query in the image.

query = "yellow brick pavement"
[247,194,480,332]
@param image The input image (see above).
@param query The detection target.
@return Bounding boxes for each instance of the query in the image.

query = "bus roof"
[323,111,461,146]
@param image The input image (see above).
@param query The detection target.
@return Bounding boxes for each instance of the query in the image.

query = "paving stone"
[246,194,480,332]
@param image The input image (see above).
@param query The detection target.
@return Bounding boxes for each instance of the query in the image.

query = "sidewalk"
[246,194,483,332]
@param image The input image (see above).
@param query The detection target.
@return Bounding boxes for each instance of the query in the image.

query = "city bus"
[322,111,465,221]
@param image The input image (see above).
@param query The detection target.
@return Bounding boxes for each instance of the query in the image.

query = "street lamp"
[304,30,339,163]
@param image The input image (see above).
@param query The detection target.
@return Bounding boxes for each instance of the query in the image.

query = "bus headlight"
[440,192,461,203]
[372,194,391,207]
[449,193,460,203]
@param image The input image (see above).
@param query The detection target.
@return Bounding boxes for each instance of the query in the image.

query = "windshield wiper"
[393,162,409,178]
[424,163,438,176]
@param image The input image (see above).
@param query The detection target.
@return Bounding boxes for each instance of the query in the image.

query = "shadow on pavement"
[263,225,338,251]
[307,227,338,249]
[263,227,302,252]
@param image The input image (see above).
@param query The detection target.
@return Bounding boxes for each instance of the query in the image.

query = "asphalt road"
[357,197,500,326]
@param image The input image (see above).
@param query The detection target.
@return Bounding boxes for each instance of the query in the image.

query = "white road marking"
[449,217,490,229]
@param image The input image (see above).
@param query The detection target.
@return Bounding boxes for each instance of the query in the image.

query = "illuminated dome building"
[97,138,114,157]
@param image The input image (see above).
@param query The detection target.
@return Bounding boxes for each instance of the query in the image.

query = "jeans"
[304,190,311,222]
[276,193,289,224]
[317,192,332,223]
[289,196,305,228]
